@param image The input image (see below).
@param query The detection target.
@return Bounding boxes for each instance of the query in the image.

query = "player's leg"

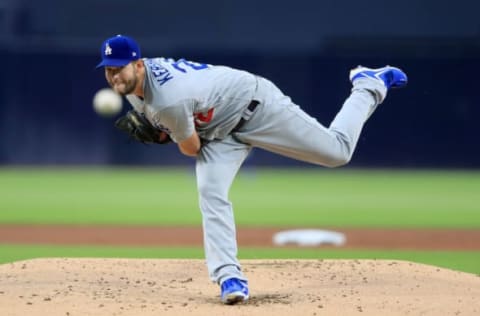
[235,66,407,167]
[195,135,252,303]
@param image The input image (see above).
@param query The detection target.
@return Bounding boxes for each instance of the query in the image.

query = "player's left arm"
[178,131,201,156]
[152,100,201,157]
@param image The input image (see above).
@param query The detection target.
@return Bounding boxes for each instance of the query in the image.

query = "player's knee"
[324,155,351,168]
[321,149,352,168]
[197,181,215,199]
[197,180,232,215]
[197,179,226,200]
[322,133,354,167]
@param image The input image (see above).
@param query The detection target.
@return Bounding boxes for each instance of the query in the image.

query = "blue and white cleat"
[220,278,249,305]
[349,66,408,89]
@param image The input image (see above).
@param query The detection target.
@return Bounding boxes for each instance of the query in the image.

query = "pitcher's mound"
[0,258,479,316]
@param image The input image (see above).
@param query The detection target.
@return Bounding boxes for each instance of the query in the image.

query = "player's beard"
[111,76,137,96]
[109,64,139,96]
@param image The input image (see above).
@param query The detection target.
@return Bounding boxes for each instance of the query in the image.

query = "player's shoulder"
[144,56,202,67]
[144,56,175,64]
[143,57,173,71]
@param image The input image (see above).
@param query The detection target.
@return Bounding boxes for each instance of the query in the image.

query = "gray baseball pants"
[196,76,383,284]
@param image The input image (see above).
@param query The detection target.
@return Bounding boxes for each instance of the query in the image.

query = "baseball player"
[96,35,407,304]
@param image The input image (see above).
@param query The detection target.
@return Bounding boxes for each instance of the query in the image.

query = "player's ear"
[133,59,144,70]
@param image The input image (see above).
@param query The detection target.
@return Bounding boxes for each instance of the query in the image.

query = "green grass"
[0,245,478,275]
[0,167,478,274]
[1,167,479,228]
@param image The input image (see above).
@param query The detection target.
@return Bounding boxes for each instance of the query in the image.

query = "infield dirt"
[1,258,479,316]
[1,225,480,250]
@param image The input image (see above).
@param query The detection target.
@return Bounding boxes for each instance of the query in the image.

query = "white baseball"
[93,88,123,116]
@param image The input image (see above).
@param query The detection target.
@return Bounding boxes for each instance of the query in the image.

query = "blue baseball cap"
[96,35,141,68]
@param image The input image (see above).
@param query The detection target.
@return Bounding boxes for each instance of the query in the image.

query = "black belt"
[231,100,259,133]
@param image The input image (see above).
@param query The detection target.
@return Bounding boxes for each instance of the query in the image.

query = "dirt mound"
[0,259,479,316]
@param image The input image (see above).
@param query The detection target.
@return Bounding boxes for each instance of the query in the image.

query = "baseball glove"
[115,110,172,144]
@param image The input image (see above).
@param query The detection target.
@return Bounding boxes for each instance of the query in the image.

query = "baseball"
[93,88,123,116]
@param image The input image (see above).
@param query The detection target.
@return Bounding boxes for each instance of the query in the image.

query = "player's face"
[104,63,138,95]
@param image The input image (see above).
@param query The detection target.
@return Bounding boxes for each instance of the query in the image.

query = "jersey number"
[172,59,209,73]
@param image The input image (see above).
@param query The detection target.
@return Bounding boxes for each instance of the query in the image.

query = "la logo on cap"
[105,43,112,56]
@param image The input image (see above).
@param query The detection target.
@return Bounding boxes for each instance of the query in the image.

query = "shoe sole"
[222,292,249,305]
[349,66,407,88]
[349,66,400,80]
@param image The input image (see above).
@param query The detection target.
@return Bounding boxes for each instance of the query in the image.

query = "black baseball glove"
[115,110,172,144]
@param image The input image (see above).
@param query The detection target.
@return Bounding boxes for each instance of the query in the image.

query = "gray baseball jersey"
[125,57,386,285]
[126,57,257,143]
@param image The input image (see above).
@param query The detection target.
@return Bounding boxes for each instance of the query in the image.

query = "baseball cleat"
[349,66,408,89]
[220,278,249,305]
